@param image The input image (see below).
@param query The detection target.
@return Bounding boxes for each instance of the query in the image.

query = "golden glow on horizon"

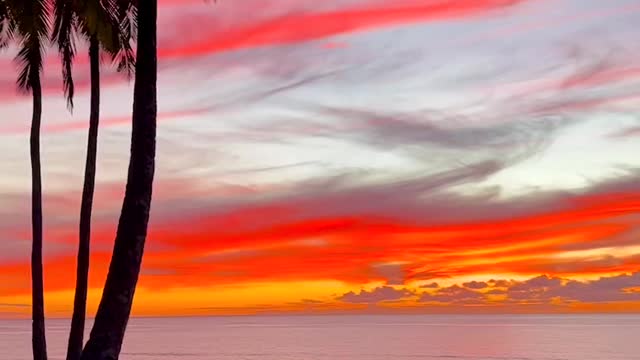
[4,276,640,318]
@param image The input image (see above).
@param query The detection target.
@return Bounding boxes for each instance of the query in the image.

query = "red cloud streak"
[2,188,640,295]
[159,0,525,58]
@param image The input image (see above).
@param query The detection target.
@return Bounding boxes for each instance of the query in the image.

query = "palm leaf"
[108,0,137,77]
[0,0,17,49]
[52,0,138,101]
[52,0,77,109]
[7,0,51,92]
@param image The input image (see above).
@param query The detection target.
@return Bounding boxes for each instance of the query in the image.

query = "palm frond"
[107,0,137,77]
[112,9,135,77]
[82,0,136,77]
[8,0,51,92]
[15,35,44,91]
[0,0,17,49]
[52,0,77,109]
[0,21,17,49]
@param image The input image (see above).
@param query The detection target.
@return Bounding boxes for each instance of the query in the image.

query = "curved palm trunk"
[66,35,100,360]
[30,73,48,360]
[80,0,157,358]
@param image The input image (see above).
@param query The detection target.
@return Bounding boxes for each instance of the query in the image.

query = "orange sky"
[2,0,640,318]
[2,184,640,317]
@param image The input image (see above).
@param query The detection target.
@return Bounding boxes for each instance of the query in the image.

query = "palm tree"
[0,1,50,359]
[80,0,157,358]
[51,1,134,359]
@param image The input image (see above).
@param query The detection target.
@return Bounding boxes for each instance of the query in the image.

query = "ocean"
[2,315,638,359]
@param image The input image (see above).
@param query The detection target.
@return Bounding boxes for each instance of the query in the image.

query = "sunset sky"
[1,0,640,318]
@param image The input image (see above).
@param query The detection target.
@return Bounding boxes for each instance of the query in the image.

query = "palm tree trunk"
[30,72,48,360]
[66,35,100,360]
[80,0,157,358]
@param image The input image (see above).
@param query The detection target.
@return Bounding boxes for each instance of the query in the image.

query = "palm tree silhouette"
[80,0,158,358]
[51,1,135,359]
[0,0,50,359]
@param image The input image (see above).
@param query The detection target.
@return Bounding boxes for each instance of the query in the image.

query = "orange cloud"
[3,175,640,317]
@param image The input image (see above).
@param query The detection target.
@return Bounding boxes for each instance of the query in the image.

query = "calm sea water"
[1,315,638,359]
